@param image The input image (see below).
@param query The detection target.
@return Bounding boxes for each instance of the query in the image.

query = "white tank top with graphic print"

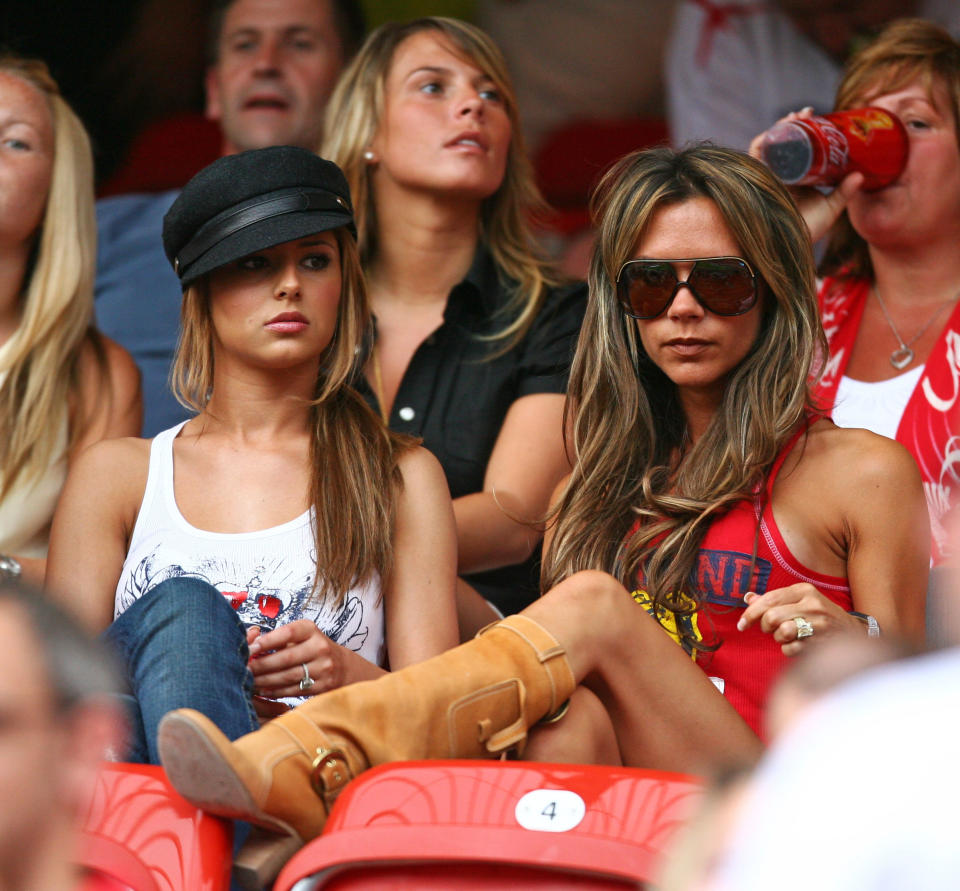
[114,422,385,670]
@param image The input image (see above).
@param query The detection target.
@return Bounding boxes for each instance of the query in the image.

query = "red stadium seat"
[78,762,232,891]
[535,118,670,235]
[274,760,702,890]
[98,115,223,198]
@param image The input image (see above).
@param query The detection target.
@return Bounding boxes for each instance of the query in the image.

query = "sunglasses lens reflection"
[627,262,675,318]
[618,258,756,318]
[691,260,755,311]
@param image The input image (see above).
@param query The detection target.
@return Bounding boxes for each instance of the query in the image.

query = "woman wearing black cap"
[45,146,458,766]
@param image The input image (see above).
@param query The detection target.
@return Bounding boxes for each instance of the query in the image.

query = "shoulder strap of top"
[126,421,188,554]
[153,420,186,483]
[764,418,816,497]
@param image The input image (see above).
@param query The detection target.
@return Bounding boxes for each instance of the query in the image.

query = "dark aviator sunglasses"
[615,256,759,320]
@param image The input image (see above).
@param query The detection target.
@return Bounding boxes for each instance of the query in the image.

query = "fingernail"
[248,640,262,655]
[743,592,756,605]
[736,618,746,631]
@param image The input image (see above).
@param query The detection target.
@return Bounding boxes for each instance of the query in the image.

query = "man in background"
[95,0,365,436]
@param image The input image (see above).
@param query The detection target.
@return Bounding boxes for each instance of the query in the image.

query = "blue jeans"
[104,577,260,764]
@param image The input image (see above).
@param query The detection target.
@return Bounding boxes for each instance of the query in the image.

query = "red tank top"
[630,427,851,737]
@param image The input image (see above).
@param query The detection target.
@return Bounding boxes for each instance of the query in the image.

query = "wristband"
[849,610,880,637]
[0,555,21,581]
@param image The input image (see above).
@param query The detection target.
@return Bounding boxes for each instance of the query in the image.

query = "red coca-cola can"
[759,107,908,191]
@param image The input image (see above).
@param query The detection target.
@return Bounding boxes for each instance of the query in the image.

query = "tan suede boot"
[158,615,575,882]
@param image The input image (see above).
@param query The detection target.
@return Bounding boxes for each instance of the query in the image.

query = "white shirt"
[832,366,924,440]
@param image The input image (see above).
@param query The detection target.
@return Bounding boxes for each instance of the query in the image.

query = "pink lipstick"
[265,311,309,334]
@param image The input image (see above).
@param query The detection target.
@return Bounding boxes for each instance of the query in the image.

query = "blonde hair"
[822,18,960,280]
[172,228,415,604]
[322,16,555,349]
[0,56,103,498]
[542,145,824,653]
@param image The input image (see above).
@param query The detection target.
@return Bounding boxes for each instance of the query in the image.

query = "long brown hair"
[821,18,960,281]
[542,145,824,653]
[322,16,557,350]
[0,55,106,499]
[171,229,415,605]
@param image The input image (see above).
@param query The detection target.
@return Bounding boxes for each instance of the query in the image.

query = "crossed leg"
[522,571,762,773]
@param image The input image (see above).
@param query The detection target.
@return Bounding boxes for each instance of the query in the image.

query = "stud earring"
[363,150,376,162]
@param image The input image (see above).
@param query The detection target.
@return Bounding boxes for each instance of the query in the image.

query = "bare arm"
[741,431,928,651]
[454,392,570,573]
[248,446,458,697]
[383,446,459,663]
[45,437,147,632]
[841,436,928,639]
[70,334,143,456]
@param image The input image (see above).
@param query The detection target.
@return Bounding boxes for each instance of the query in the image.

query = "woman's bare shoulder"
[396,444,448,491]
[65,433,150,519]
[72,332,143,442]
[71,433,150,479]
[801,419,922,490]
[52,433,151,561]
[76,331,140,393]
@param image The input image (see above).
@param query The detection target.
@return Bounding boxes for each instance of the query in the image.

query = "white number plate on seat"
[514,789,586,833]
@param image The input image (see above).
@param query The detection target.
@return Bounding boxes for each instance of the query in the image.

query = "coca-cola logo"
[812,119,849,177]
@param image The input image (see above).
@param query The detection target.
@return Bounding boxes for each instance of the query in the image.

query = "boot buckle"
[310,745,352,807]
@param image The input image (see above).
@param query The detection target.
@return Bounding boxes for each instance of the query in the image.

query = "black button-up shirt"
[355,248,587,615]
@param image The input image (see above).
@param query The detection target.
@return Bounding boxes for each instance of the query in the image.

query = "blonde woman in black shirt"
[323,17,587,625]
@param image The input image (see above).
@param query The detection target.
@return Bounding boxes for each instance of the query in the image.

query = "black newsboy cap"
[162,146,356,288]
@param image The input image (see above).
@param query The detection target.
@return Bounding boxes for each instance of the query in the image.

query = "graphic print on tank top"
[631,542,774,657]
[118,546,372,654]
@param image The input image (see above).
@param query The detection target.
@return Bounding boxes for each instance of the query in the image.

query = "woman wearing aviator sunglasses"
[541,144,926,731]
[156,146,928,863]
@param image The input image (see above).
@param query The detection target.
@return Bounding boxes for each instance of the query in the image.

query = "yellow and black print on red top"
[632,547,773,656]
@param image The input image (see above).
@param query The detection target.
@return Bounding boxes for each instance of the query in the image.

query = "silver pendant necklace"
[873,286,960,371]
